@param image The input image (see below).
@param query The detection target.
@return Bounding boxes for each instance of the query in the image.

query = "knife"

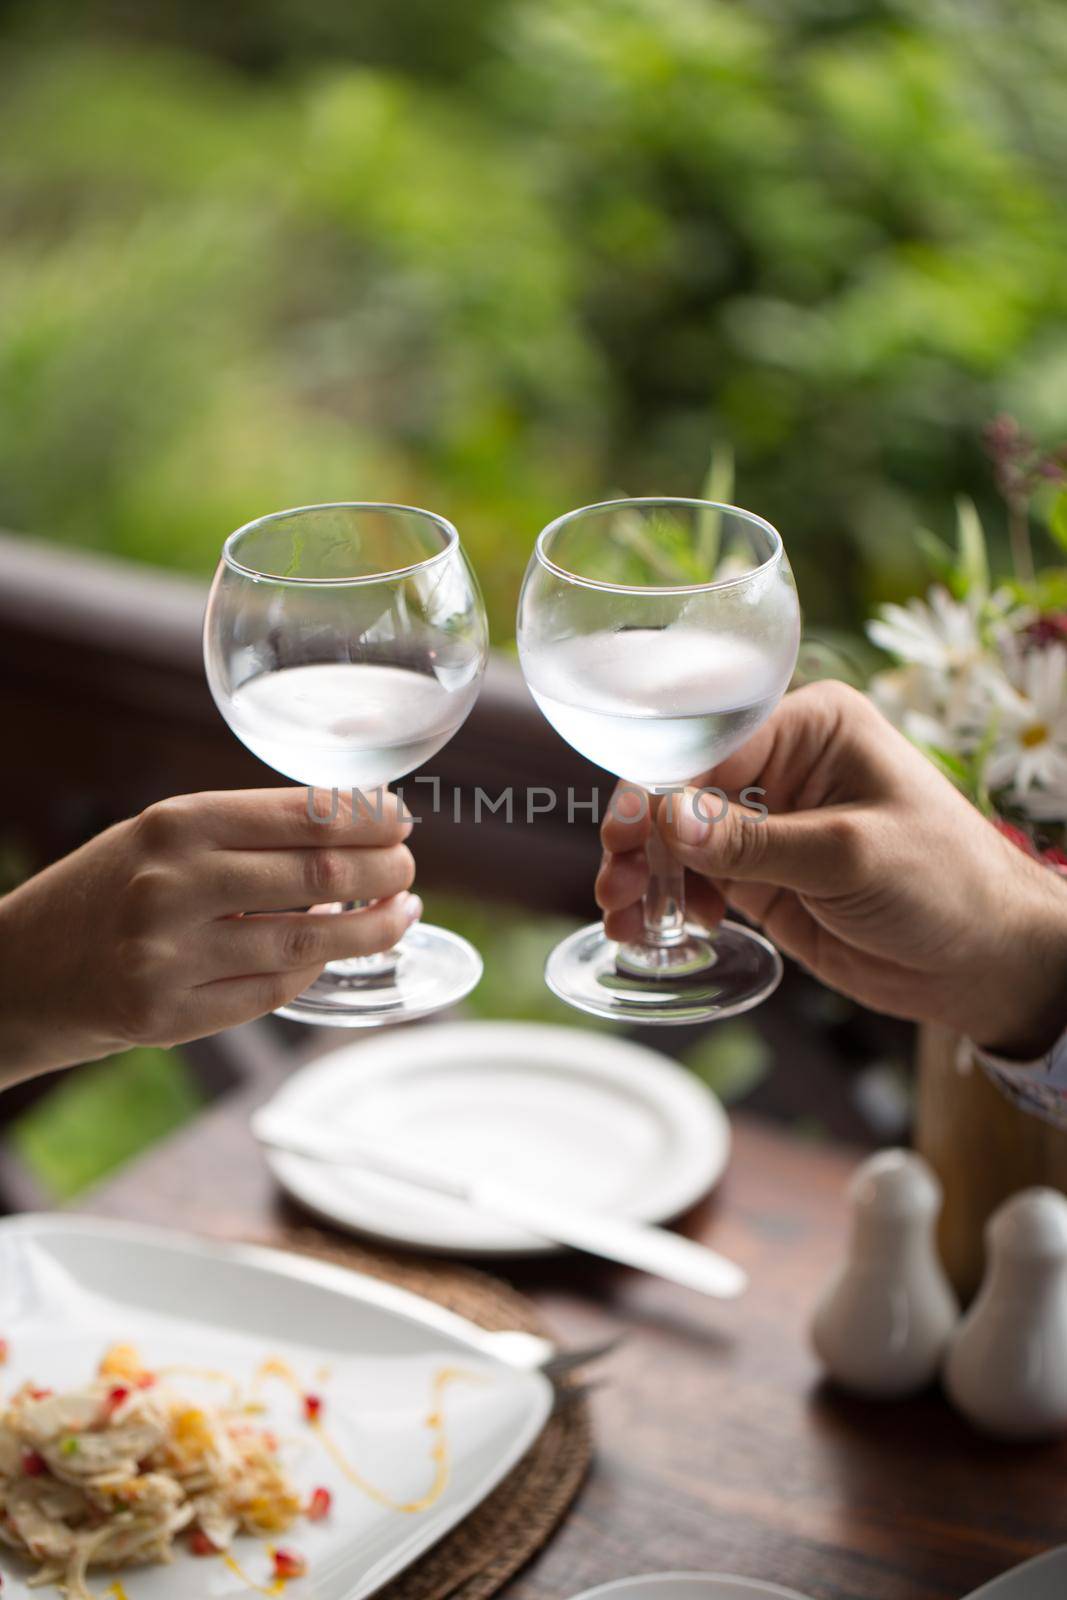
[251,1107,747,1300]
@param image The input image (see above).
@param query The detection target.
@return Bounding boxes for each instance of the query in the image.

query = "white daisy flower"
[869,664,952,749]
[867,587,1008,749]
[1010,785,1067,824]
[867,586,985,675]
[984,644,1067,800]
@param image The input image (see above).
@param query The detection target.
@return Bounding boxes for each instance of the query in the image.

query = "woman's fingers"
[136,786,413,855]
[191,894,421,982]
[176,965,328,1040]
[196,843,415,915]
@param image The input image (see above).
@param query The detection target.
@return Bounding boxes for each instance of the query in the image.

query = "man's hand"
[597,681,1067,1057]
[0,788,418,1082]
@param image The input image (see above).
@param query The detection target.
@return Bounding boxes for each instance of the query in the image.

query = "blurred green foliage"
[2,0,1066,632]
[10,1047,202,1199]
[422,892,602,1029]
[680,1023,773,1106]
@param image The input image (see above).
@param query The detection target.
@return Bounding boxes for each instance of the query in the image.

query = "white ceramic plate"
[570,1575,810,1600]
[0,1215,553,1600]
[263,1021,730,1255]
[965,1546,1067,1599]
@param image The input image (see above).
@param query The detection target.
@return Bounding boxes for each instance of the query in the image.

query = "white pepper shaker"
[944,1187,1067,1440]
[811,1149,959,1398]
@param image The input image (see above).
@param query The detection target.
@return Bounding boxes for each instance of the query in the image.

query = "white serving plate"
[0,1215,553,1600]
[263,1021,730,1256]
[568,1551,1067,1600]
[965,1546,1067,1599]
[570,1575,809,1600]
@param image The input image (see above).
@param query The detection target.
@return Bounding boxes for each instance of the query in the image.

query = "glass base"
[274,923,483,1028]
[544,918,783,1026]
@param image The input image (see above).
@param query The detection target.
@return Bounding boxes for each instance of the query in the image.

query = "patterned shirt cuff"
[972,1030,1067,1129]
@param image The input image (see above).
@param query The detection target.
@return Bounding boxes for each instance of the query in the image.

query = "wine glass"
[517,497,800,1025]
[204,502,488,1026]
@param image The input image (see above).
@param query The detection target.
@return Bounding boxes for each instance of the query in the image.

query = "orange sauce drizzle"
[253,1357,479,1514]
[221,1551,286,1596]
[155,1364,243,1403]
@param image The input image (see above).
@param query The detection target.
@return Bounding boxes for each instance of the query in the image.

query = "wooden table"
[76,1027,1067,1600]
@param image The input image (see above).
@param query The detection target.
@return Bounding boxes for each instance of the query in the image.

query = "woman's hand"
[0,788,418,1082]
[597,681,1067,1057]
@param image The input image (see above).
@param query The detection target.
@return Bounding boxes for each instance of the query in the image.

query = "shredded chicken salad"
[0,1344,324,1599]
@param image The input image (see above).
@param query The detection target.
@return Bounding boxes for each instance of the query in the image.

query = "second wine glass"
[204,502,488,1026]
[517,497,800,1025]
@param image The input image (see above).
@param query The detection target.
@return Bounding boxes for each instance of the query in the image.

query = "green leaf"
[1029,568,1067,610]
[923,744,971,789]
[614,507,701,584]
[697,440,734,576]
[794,629,878,687]
[955,495,989,603]
[914,526,955,583]
[1049,492,1067,555]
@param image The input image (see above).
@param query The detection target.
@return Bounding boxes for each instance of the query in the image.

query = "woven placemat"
[248,1226,592,1600]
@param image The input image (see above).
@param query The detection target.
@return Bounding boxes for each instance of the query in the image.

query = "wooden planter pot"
[915,1023,1067,1301]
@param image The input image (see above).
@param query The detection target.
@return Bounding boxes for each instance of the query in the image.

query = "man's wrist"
[968,870,1067,1060]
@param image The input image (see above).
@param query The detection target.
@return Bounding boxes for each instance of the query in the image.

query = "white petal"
[902,711,950,747]
[985,745,1022,789]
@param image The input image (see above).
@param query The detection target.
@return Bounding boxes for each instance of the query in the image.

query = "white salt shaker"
[811,1149,959,1398]
[944,1187,1067,1440]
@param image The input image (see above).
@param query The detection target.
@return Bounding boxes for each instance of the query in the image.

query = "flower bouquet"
[867,418,1067,871]
[870,418,1067,1297]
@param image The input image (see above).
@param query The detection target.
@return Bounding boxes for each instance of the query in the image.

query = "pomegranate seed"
[21,1452,46,1478]
[272,1549,307,1580]
[189,1530,218,1556]
[302,1393,322,1424]
[306,1487,332,1521]
[104,1385,131,1417]
[28,1388,53,1401]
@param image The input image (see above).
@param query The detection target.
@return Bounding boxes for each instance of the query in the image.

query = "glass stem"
[643,802,687,948]
[615,794,714,980]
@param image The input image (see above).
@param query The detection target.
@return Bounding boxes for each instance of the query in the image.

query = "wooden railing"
[0,532,606,911]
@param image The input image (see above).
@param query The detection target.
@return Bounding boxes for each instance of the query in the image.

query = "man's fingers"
[688,681,882,810]
[595,849,649,913]
[662,789,863,896]
[600,786,654,854]
[136,787,413,854]
[681,876,727,931]
[192,895,421,981]
[752,891,907,1008]
[603,904,643,944]
[198,844,415,914]
[602,872,724,943]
